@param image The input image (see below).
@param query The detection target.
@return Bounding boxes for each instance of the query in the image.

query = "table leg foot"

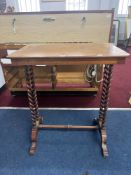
[29,127,38,155]
[29,142,37,155]
[100,127,108,157]
[93,118,108,157]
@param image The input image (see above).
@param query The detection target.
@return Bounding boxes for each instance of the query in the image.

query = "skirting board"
[0,107,131,111]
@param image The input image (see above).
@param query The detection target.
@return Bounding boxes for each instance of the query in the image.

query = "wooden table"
[7,43,129,157]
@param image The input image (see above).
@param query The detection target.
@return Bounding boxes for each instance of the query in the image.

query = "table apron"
[10,57,126,66]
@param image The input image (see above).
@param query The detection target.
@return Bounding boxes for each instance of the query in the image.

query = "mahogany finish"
[7,43,129,157]
[8,43,128,65]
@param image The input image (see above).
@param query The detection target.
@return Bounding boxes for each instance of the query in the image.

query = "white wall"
[6,0,19,12]
[117,17,126,40]
[39,0,120,12]
[88,0,100,10]
[40,1,65,11]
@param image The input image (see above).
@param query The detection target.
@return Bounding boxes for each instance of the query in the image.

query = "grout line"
[0,107,131,110]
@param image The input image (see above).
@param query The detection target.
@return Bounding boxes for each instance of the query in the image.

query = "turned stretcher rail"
[38,124,98,130]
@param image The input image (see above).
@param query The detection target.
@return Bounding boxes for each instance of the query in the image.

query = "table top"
[7,43,129,65]
[8,43,129,58]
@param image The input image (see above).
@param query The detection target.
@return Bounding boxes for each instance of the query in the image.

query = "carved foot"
[100,127,108,158]
[94,118,108,157]
[29,141,37,155]
[29,127,38,155]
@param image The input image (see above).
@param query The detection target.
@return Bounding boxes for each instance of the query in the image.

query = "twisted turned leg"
[25,65,42,155]
[97,64,113,157]
[24,64,113,157]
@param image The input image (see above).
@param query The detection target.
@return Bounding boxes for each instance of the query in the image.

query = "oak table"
[7,43,129,157]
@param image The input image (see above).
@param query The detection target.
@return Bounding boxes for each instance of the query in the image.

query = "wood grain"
[0,12,112,43]
[7,43,129,66]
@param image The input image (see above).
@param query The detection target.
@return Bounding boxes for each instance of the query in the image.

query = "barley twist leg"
[97,64,113,157]
[25,65,43,155]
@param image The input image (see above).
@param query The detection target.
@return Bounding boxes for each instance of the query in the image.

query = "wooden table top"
[8,43,129,58]
[7,43,129,66]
